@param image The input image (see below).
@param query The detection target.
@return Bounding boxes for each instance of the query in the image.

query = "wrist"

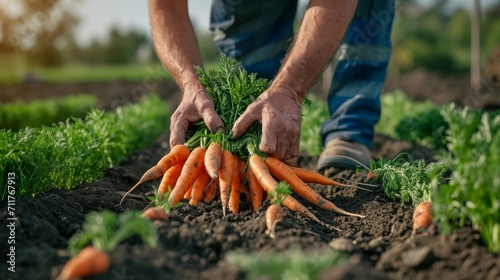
[269,76,307,104]
[180,78,205,95]
[268,82,305,105]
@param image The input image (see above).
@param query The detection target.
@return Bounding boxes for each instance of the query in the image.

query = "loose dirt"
[1,72,499,280]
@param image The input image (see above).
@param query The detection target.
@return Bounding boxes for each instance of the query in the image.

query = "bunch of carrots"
[120,56,367,228]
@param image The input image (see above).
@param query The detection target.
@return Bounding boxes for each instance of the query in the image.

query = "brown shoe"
[317,138,372,170]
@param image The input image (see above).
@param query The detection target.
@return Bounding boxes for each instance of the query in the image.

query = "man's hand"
[230,85,302,161]
[169,84,224,148]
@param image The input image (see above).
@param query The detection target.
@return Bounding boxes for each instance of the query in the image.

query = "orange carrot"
[156,144,191,172]
[229,154,242,214]
[168,146,206,207]
[183,186,193,199]
[289,165,372,191]
[120,145,190,204]
[142,206,169,221]
[413,201,432,230]
[205,142,223,179]
[57,246,110,280]
[283,195,339,230]
[265,204,284,238]
[249,155,336,230]
[247,167,264,212]
[158,162,184,198]
[203,179,218,203]
[218,150,234,216]
[239,159,247,181]
[365,171,378,182]
[265,156,365,218]
[240,184,250,200]
[189,169,212,206]
[289,166,349,186]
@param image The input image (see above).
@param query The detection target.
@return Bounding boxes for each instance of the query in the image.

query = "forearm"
[149,0,202,92]
[271,0,357,102]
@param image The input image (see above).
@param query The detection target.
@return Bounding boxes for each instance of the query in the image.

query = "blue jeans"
[210,0,395,148]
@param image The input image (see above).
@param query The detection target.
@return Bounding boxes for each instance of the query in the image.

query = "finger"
[200,107,225,134]
[169,118,189,148]
[230,106,260,140]
[282,138,299,166]
[259,130,277,156]
[283,156,298,167]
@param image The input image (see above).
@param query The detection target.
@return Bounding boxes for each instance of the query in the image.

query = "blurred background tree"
[0,0,79,67]
[75,27,152,65]
[0,0,498,77]
[391,0,500,74]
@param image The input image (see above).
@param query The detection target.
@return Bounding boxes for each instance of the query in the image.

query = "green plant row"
[433,104,500,252]
[0,94,98,131]
[370,154,446,207]
[300,96,330,157]
[372,104,500,252]
[226,247,346,280]
[376,90,448,150]
[0,94,169,199]
[298,90,445,156]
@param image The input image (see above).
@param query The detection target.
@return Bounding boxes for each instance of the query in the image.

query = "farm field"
[1,70,500,280]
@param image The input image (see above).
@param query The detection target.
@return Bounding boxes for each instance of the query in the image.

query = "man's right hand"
[169,83,225,148]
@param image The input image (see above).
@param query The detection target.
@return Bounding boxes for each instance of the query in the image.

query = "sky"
[71,0,496,47]
[74,0,212,46]
[1,0,496,47]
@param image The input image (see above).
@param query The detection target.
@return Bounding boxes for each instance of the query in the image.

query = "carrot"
[249,154,338,230]
[289,166,350,186]
[205,142,223,179]
[283,195,339,230]
[203,179,218,203]
[239,160,247,182]
[265,204,284,239]
[120,144,190,204]
[365,171,378,182]
[413,201,432,230]
[265,156,365,218]
[289,165,372,191]
[247,167,264,212]
[158,162,184,198]
[229,154,242,214]
[218,150,234,216]
[168,146,206,207]
[184,186,193,199]
[189,169,212,206]
[57,246,110,280]
[156,144,191,173]
[142,206,169,221]
[240,184,250,200]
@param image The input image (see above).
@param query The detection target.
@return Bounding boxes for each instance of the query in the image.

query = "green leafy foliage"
[192,55,269,154]
[392,4,500,73]
[394,106,448,150]
[268,181,293,207]
[0,94,168,199]
[377,91,447,150]
[226,247,346,280]
[433,104,500,252]
[371,154,446,207]
[0,94,97,131]
[300,96,330,156]
[68,210,158,256]
[148,187,182,213]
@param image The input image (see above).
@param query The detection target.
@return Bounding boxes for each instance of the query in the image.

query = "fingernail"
[216,126,225,133]
[228,131,235,139]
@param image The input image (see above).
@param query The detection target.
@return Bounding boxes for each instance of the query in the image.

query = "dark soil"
[1,72,500,280]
